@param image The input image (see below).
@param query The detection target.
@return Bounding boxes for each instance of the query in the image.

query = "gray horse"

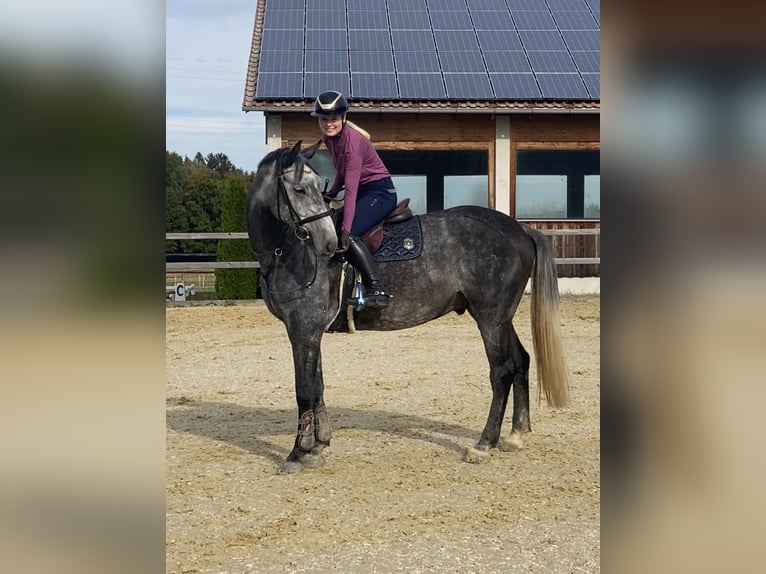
[247,141,569,473]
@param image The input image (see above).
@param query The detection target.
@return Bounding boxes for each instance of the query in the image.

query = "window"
[584,175,600,218]
[444,176,489,209]
[380,150,488,212]
[391,176,427,214]
[516,149,600,219]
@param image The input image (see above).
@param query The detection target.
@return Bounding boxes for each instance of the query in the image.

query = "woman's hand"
[339,230,350,252]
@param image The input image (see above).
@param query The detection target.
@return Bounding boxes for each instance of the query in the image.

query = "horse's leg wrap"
[297,410,316,451]
[314,405,332,445]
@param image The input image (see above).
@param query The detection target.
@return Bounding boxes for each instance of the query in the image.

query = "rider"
[312,90,397,308]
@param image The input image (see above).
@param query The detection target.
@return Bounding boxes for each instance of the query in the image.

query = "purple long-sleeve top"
[322,124,391,234]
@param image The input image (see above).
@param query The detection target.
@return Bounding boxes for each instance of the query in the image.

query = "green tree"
[215,175,258,299]
[205,152,235,176]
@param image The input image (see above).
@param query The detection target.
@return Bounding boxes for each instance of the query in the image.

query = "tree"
[205,152,235,176]
[215,175,259,299]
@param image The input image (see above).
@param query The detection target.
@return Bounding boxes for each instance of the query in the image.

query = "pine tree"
[215,175,259,299]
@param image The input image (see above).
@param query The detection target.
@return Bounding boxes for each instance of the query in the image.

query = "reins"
[252,161,333,296]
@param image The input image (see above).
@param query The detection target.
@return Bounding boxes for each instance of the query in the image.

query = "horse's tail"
[525,227,570,408]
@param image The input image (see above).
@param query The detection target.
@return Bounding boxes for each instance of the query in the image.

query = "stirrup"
[365,291,391,307]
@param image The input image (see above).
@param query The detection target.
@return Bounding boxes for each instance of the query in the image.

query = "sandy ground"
[166,296,600,573]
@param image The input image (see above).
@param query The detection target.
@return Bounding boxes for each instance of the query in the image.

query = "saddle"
[360,198,413,254]
[328,197,414,254]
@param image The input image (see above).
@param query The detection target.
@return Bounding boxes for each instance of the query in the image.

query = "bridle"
[253,160,335,297]
[276,164,332,241]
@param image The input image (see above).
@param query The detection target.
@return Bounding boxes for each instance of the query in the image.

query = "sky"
[166,0,268,172]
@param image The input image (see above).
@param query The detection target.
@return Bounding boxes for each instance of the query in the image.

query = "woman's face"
[318,114,344,138]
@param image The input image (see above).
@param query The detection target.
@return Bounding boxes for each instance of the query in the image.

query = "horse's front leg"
[281,332,333,474]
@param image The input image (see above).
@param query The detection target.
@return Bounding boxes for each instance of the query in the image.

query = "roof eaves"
[242,0,266,111]
[243,100,601,114]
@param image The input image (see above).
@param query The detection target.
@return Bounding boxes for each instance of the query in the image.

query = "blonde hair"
[345,120,370,140]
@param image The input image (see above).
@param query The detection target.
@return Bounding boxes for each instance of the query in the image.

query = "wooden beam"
[166,262,260,272]
[166,233,249,240]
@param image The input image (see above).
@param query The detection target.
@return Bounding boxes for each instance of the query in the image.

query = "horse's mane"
[257,147,286,171]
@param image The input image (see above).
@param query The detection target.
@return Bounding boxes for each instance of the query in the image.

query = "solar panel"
[466,0,510,9]
[444,73,494,99]
[252,0,599,102]
[526,51,578,73]
[256,73,303,98]
[392,30,437,51]
[428,0,468,9]
[547,0,590,9]
[394,50,441,73]
[388,10,431,29]
[535,73,590,98]
[349,30,392,51]
[490,73,541,99]
[306,10,345,30]
[263,9,303,30]
[471,11,516,30]
[306,0,345,9]
[305,50,348,73]
[398,73,446,99]
[258,50,302,73]
[351,73,398,98]
[512,11,558,31]
[551,11,600,31]
[347,10,389,29]
[434,30,480,51]
[519,30,567,51]
[561,30,600,51]
[570,51,599,73]
[440,51,487,73]
[304,72,350,99]
[483,51,532,73]
[270,0,304,9]
[430,11,473,30]
[306,30,346,50]
[351,51,395,73]
[581,73,600,98]
[387,0,427,10]
[476,30,524,51]
[260,30,304,51]
[507,0,550,9]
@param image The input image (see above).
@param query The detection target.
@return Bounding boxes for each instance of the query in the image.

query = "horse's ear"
[302,140,322,160]
[289,140,302,158]
[280,140,303,171]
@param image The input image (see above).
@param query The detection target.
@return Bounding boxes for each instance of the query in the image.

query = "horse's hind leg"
[464,319,515,463]
[500,328,531,452]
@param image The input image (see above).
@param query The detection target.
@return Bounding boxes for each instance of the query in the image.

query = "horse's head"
[255,141,337,257]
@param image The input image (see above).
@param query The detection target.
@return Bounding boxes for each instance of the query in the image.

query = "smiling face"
[318,114,344,138]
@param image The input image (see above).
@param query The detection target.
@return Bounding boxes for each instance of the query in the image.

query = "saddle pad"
[373,216,423,263]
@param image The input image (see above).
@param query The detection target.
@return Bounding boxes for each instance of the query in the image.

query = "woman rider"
[312,90,397,308]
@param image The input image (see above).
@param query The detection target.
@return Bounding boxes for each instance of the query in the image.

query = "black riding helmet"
[311,90,348,117]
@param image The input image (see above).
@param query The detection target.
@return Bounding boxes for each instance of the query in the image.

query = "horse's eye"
[294,186,305,194]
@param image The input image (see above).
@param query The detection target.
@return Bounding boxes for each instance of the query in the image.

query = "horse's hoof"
[499,432,525,451]
[279,460,304,474]
[301,453,325,468]
[463,446,490,464]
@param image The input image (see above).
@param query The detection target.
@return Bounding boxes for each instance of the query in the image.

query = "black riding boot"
[345,235,391,307]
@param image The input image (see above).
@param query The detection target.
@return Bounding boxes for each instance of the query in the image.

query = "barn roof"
[243,0,600,114]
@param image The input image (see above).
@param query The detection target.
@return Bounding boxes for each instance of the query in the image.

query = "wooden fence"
[165,229,600,273]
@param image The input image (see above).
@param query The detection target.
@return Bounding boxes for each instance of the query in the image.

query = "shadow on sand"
[166,399,480,464]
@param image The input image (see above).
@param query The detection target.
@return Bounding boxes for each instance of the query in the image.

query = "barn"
[242,0,600,277]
